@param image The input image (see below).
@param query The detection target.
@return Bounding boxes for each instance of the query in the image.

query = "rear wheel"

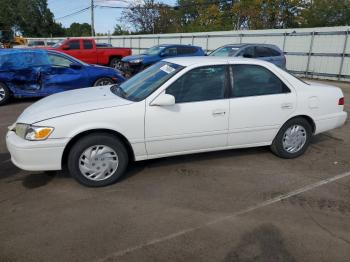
[93,77,114,86]
[67,134,129,187]
[109,57,121,69]
[0,83,10,106]
[271,117,312,159]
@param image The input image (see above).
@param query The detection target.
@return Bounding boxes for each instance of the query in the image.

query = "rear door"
[64,39,84,62]
[82,39,97,64]
[255,46,284,68]
[228,64,296,146]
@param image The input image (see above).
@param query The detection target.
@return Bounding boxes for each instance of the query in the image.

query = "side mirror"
[243,54,253,58]
[70,63,82,70]
[151,94,175,106]
[159,52,166,57]
[62,44,70,50]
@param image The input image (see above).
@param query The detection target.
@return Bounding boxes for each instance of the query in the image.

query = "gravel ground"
[0,79,349,262]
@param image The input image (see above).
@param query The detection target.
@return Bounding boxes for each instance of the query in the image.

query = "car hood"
[17,85,133,124]
[122,54,158,63]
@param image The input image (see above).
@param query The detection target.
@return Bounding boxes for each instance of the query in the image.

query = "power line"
[55,6,91,20]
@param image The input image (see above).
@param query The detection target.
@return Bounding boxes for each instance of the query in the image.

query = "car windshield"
[52,39,65,48]
[143,46,166,55]
[210,46,240,57]
[111,61,183,102]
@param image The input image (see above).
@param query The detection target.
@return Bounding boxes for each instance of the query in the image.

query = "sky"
[48,0,177,34]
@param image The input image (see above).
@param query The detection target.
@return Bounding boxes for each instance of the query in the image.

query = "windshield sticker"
[160,64,175,74]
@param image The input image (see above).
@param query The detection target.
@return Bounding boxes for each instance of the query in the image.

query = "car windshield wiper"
[110,84,127,99]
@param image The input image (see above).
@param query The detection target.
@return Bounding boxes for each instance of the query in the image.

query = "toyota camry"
[6,57,347,187]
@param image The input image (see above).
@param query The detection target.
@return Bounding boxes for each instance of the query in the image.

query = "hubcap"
[112,60,121,69]
[282,125,307,154]
[79,145,119,181]
[0,86,5,101]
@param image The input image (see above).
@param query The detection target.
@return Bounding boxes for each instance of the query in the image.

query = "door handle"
[212,110,226,116]
[281,103,293,109]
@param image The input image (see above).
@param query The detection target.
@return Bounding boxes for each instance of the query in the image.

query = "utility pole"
[91,0,95,36]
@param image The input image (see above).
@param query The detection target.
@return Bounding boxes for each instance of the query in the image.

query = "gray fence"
[29,26,350,81]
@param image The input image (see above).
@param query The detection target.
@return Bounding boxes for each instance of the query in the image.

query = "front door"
[228,64,297,146]
[40,53,89,95]
[145,65,230,157]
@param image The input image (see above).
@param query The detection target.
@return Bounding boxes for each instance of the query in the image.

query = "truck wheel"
[67,133,129,187]
[109,57,121,69]
[271,117,312,159]
[0,83,10,106]
[94,78,114,86]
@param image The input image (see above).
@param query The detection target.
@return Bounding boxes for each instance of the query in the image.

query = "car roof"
[220,43,281,50]
[163,56,273,67]
[156,44,202,49]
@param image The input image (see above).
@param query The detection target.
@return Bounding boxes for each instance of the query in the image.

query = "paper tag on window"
[160,64,175,74]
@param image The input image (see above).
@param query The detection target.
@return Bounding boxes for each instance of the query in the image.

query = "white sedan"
[6,57,347,187]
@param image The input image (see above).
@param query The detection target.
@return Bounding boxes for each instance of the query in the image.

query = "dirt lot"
[1,80,350,262]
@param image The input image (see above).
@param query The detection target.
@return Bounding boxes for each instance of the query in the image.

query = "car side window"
[256,47,281,57]
[163,47,177,56]
[166,65,227,103]
[177,46,197,55]
[231,64,290,98]
[239,46,255,58]
[68,40,80,50]
[48,54,72,67]
[83,40,93,49]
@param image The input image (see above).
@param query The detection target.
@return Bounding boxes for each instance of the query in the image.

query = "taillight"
[338,97,344,105]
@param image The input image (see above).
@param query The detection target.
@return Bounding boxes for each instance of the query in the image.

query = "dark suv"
[120,44,205,76]
[209,44,286,69]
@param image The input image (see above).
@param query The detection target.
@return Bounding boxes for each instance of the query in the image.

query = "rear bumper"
[6,131,68,171]
[315,111,347,134]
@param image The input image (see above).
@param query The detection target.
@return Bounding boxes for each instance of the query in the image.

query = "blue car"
[120,44,205,76]
[209,44,286,69]
[0,49,125,105]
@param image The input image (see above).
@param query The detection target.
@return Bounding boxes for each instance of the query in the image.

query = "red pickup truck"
[43,38,132,68]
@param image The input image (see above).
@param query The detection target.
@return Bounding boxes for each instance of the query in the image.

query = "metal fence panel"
[27,26,350,81]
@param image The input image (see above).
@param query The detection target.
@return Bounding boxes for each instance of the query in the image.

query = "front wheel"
[109,57,121,69]
[0,83,10,106]
[67,134,129,187]
[271,118,312,159]
[93,77,114,86]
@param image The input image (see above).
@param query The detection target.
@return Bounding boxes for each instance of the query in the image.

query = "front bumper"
[119,61,143,76]
[6,131,69,171]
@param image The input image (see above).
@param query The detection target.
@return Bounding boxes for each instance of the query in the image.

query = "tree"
[0,0,65,37]
[66,23,92,37]
[112,24,130,35]
[301,0,350,27]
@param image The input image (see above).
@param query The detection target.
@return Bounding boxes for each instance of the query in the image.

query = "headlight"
[129,59,142,64]
[15,123,54,141]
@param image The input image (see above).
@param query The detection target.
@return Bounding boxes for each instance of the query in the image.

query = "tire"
[93,77,114,86]
[109,57,121,69]
[0,83,10,106]
[67,134,129,187]
[271,117,312,159]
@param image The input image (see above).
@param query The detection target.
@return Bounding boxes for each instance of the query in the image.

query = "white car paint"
[6,57,347,171]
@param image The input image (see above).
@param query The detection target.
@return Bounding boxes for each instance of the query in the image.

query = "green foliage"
[66,23,92,37]
[301,0,350,27]
[1,0,349,37]
[123,0,350,34]
[112,24,130,35]
[0,0,65,37]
